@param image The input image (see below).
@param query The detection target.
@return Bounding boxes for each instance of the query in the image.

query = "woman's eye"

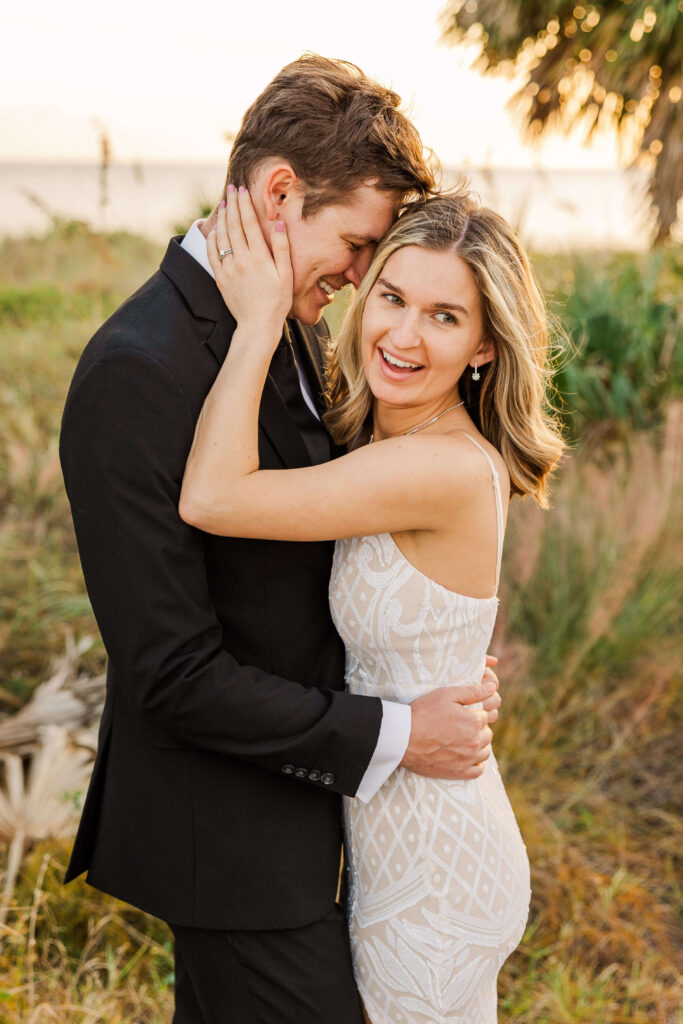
[435,311,457,326]
[382,292,403,306]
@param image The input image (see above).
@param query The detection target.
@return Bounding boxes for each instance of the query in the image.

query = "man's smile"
[318,278,336,296]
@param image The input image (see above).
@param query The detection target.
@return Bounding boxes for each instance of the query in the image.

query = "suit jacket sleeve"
[60,346,383,796]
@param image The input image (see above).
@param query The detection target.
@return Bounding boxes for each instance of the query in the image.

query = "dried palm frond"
[0,634,104,756]
[0,725,93,925]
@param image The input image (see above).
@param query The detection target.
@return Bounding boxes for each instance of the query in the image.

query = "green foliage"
[441,0,683,241]
[0,284,62,325]
[172,193,218,237]
[549,251,682,439]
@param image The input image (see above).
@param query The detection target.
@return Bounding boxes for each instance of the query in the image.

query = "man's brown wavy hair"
[226,53,437,217]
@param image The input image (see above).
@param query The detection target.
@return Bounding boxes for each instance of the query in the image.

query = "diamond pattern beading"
[331,526,531,1024]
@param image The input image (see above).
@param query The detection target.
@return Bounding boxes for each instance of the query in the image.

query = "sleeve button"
[294,767,309,778]
[281,764,296,775]
[320,772,336,786]
[308,770,321,782]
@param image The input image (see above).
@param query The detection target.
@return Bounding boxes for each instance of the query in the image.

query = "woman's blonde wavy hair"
[324,192,565,507]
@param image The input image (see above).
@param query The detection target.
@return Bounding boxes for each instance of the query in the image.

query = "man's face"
[283,185,399,325]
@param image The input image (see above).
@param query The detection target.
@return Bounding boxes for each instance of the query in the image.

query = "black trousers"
[169,905,364,1024]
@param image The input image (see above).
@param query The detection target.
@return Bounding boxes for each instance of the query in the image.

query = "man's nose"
[344,248,374,289]
[343,264,363,289]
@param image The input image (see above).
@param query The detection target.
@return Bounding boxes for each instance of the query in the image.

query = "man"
[60,54,500,1023]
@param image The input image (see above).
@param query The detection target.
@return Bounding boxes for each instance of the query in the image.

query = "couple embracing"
[61,54,563,1023]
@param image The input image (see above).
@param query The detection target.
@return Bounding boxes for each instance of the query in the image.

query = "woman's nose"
[390,310,421,349]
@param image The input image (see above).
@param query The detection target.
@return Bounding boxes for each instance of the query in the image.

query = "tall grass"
[0,223,160,706]
[0,225,681,1021]
[2,845,173,1021]
[493,405,682,1022]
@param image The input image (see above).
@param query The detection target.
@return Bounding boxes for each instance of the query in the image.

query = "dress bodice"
[329,435,504,705]
[330,532,499,704]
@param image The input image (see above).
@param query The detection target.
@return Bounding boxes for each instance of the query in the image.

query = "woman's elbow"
[179,487,237,536]
[178,488,210,531]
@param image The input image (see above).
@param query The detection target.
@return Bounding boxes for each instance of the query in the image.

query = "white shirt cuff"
[354,701,412,803]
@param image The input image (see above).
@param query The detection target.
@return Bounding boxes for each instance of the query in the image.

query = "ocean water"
[0,161,658,251]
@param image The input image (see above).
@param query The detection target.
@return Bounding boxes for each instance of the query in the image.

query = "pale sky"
[1,0,622,170]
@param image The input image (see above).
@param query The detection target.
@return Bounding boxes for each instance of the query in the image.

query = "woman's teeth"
[380,348,423,371]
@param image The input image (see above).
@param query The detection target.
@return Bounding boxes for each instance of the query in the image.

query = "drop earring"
[472,361,480,382]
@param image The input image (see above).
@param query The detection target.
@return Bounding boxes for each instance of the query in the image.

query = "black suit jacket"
[60,237,383,929]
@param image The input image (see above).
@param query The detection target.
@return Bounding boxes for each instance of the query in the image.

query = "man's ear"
[471,337,495,369]
[262,163,300,222]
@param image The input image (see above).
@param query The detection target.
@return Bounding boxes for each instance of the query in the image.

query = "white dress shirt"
[180,221,412,800]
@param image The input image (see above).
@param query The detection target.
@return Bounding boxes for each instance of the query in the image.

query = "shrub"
[549,251,682,442]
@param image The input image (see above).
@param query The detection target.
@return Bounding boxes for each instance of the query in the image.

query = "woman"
[180,189,564,1023]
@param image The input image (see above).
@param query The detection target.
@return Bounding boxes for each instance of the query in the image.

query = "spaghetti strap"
[463,435,505,592]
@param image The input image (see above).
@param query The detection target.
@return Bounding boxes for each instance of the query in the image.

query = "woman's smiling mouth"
[379,347,424,373]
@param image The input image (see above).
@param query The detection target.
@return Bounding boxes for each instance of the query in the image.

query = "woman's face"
[360,245,492,411]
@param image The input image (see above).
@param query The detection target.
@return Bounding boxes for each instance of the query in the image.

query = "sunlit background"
[2,0,668,248]
[0,3,681,1021]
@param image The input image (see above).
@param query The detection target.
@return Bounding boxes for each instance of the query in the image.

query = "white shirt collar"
[180,219,215,279]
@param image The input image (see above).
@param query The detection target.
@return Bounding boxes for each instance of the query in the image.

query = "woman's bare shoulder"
[405,428,510,499]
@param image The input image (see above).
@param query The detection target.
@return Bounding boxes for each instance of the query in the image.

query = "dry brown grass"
[1,846,173,1022]
[492,407,682,1021]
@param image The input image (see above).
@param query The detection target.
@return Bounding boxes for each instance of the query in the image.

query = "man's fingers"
[450,680,496,706]
[471,717,493,749]
[482,666,499,689]
[485,654,498,667]
[481,690,501,714]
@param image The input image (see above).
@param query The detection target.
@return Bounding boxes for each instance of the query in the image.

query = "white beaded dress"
[329,435,531,1024]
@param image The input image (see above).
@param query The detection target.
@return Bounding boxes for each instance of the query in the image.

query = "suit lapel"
[162,235,331,468]
[289,319,330,417]
[259,377,311,468]
[160,237,310,469]
[161,237,231,326]
[290,319,347,458]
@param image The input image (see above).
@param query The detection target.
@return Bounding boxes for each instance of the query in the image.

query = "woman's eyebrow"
[377,277,403,293]
[376,277,469,316]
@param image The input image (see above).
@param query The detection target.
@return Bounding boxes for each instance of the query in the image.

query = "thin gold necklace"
[369,400,464,443]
